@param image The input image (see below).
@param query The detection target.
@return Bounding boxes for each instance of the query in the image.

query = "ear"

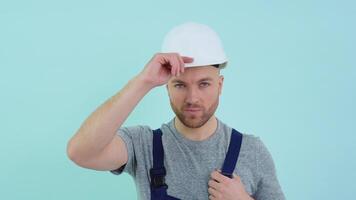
[166,83,171,98]
[218,75,224,95]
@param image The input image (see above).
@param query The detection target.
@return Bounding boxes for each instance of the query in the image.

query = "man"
[67,22,285,200]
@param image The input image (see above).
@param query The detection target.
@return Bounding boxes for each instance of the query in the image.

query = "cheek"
[204,88,219,98]
[203,89,219,104]
[170,92,185,103]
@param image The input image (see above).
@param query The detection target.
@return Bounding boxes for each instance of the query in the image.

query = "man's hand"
[138,53,194,88]
[208,169,254,200]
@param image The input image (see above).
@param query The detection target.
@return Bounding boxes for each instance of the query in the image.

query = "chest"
[160,142,256,199]
[135,134,257,199]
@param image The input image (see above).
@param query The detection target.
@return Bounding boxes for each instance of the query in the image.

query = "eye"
[174,84,185,88]
[199,82,210,87]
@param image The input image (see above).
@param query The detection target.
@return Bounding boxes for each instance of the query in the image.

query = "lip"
[184,108,201,112]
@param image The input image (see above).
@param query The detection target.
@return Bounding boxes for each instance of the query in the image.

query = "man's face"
[166,66,224,128]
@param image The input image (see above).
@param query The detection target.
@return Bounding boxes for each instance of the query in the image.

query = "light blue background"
[1,0,355,199]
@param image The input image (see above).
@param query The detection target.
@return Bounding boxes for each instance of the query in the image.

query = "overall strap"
[152,129,165,171]
[150,129,181,200]
[221,128,243,178]
[150,129,167,189]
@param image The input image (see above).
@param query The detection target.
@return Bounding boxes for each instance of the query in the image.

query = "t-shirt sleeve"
[109,125,145,176]
[253,137,286,200]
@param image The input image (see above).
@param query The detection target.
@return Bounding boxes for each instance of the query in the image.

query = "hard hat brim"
[184,60,228,69]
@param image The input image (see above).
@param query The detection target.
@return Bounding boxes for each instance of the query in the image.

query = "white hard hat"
[161,22,228,69]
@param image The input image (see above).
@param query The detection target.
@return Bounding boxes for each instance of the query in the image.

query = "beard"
[170,96,219,129]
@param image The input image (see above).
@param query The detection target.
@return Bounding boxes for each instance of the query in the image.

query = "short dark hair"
[212,64,220,68]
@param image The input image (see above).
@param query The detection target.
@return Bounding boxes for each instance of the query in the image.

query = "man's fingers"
[173,54,187,76]
[217,169,239,180]
[232,173,242,182]
[208,187,220,199]
[160,53,193,76]
[181,56,194,63]
[177,56,186,74]
[168,54,181,76]
[173,56,182,76]
[208,179,221,191]
[168,55,179,76]
[181,56,193,72]
[211,170,230,184]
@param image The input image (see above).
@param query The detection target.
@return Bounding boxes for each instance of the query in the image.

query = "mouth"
[183,108,202,114]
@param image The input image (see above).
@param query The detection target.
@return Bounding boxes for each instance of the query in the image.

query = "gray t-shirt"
[110,117,285,200]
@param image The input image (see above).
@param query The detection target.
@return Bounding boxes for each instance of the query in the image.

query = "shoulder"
[240,133,268,152]
[240,133,270,157]
[241,133,277,176]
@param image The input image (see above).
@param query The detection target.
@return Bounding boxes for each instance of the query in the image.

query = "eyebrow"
[171,77,214,84]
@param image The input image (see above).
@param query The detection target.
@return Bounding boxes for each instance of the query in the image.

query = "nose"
[185,87,200,105]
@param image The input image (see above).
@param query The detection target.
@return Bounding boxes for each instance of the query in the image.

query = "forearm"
[67,74,153,161]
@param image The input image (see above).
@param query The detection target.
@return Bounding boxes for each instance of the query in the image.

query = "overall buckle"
[150,168,168,188]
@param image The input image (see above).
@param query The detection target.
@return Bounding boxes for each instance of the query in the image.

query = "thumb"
[232,173,241,181]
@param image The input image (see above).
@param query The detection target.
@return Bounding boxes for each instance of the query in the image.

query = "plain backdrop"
[1,0,355,199]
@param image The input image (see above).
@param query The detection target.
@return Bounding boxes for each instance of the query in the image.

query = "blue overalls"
[150,128,243,200]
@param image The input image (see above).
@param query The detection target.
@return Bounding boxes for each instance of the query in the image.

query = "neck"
[174,116,218,141]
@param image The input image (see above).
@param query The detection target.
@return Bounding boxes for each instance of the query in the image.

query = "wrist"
[133,74,156,91]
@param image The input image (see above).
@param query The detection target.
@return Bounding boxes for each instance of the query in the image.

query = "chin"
[181,117,207,129]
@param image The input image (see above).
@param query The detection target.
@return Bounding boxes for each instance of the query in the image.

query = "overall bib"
[150,128,243,200]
